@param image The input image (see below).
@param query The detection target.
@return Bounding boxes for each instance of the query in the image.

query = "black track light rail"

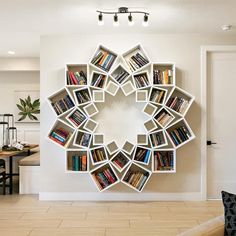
[97,7,149,16]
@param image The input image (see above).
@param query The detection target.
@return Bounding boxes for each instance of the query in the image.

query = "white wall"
[0,58,40,172]
[40,34,236,200]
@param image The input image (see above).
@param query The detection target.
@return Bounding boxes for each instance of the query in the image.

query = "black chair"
[0,159,6,195]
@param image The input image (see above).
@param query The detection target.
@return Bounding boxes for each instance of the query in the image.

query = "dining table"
[0,144,39,194]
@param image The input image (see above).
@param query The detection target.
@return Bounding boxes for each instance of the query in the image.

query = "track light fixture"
[128,13,134,26]
[142,14,149,27]
[98,12,104,26]
[97,7,149,27]
[113,14,119,27]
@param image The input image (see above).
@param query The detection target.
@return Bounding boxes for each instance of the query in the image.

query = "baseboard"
[39,192,202,201]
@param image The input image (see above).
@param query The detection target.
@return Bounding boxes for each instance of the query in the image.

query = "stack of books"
[150,132,165,147]
[153,69,173,85]
[91,148,106,163]
[134,148,151,164]
[155,110,173,127]
[150,89,165,104]
[91,73,106,88]
[154,151,174,171]
[70,155,87,171]
[67,70,87,85]
[68,110,86,127]
[112,154,129,170]
[49,127,71,147]
[75,89,91,104]
[91,167,117,190]
[134,73,149,88]
[52,95,74,115]
[166,96,189,114]
[114,71,129,83]
[124,170,150,191]
[91,50,116,72]
[168,125,191,146]
[76,132,91,147]
[126,52,149,72]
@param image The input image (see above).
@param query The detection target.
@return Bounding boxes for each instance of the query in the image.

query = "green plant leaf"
[27,95,31,104]
[32,99,40,107]
[18,114,27,121]
[17,104,24,111]
[31,110,40,114]
[25,97,30,107]
[28,113,38,120]
[20,98,26,107]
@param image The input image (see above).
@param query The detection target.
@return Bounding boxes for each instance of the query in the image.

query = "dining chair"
[0,159,6,195]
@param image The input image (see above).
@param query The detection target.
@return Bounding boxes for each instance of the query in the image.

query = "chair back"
[0,159,5,169]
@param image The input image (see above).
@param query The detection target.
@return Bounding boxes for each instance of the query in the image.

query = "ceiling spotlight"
[113,14,119,27]
[222,25,232,31]
[8,51,15,55]
[128,13,134,26]
[98,13,104,26]
[97,7,149,27]
[142,14,149,27]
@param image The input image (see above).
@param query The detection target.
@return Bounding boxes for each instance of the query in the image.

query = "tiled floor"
[0,195,224,236]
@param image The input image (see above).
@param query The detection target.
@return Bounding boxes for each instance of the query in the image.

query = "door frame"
[201,45,236,200]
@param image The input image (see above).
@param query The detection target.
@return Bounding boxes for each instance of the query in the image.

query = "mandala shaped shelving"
[47,44,195,192]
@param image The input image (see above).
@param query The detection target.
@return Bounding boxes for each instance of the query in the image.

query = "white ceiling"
[0,0,236,57]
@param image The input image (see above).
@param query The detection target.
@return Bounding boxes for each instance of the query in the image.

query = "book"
[150,89,165,104]
[153,69,173,85]
[112,153,129,170]
[134,73,149,88]
[91,73,106,88]
[91,50,117,71]
[150,131,165,147]
[154,110,173,127]
[154,151,174,171]
[49,127,71,147]
[168,125,191,146]
[124,170,149,191]
[51,94,75,115]
[125,51,149,72]
[92,167,117,190]
[67,70,87,85]
[166,96,190,114]
[75,89,91,104]
[92,148,106,163]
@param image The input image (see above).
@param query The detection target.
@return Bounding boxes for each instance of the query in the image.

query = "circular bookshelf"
[47,44,195,192]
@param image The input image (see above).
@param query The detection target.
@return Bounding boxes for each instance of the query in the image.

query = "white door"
[207,51,236,199]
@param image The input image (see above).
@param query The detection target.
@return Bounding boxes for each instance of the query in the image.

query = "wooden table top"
[0,144,39,157]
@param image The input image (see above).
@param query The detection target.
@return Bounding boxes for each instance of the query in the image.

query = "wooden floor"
[0,195,223,236]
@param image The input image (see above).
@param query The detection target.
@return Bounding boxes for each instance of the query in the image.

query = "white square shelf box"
[142,103,158,117]
[121,162,152,192]
[122,44,151,73]
[136,89,149,103]
[105,80,120,96]
[110,63,130,85]
[121,81,135,96]
[110,151,131,173]
[65,63,88,87]
[66,149,89,173]
[83,103,99,117]
[93,133,104,146]
[152,149,176,173]
[83,119,98,133]
[106,140,119,155]
[89,146,108,166]
[90,162,120,192]
[92,90,105,103]
[151,62,176,86]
